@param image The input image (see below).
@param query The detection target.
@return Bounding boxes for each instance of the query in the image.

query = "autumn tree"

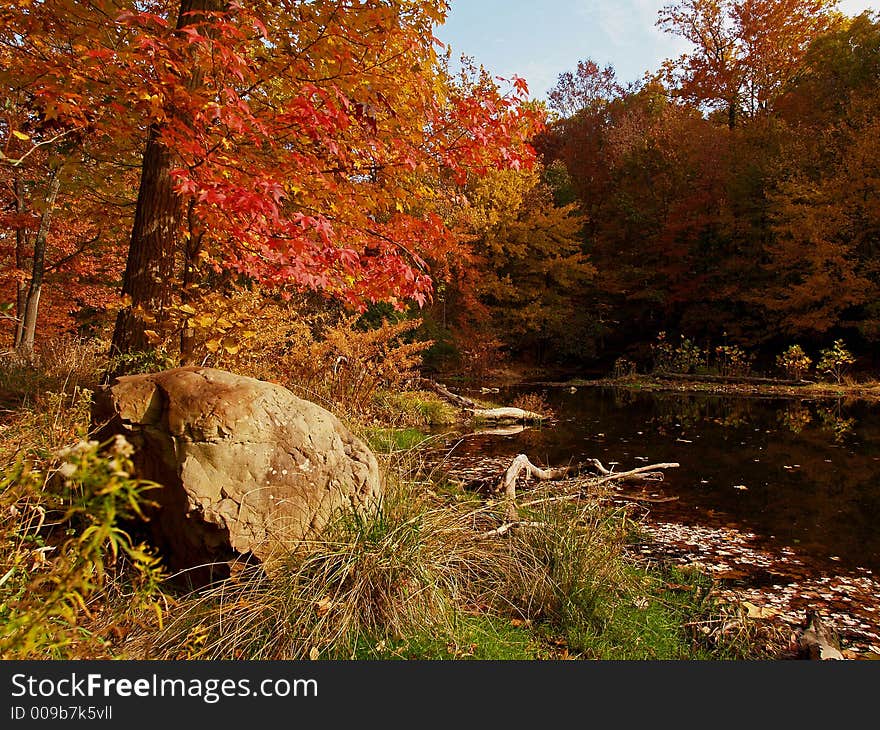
[2,1,541,370]
[436,164,593,365]
[1,1,138,356]
[103,1,541,369]
[658,0,840,127]
[760,13,880,342]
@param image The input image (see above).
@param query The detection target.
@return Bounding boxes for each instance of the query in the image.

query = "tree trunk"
[17,169,62,359]
[179,199,204,365]
[109,127,181,366]
[108,0,222,376]
[13,174,29,349]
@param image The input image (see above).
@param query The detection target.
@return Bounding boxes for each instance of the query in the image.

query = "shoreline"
[528,374,880,402]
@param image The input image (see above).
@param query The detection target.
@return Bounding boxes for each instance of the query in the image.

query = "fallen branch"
[418,378,478,409]
[472,406,546,424]
[418,379,546,423]
[494,455,679,521]
[501,454,574,520]
[653,371,812,387]
[587,459,681,486]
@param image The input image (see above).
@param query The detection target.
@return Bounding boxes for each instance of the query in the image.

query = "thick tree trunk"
[109,127,181,365]
[108,0,222,375]
[18,169,62,358]
[179,199,204,365]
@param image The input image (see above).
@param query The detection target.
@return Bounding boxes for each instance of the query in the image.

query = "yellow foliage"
[173,288,431,416]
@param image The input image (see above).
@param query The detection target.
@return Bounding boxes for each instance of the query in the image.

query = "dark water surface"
[447,385,880,576]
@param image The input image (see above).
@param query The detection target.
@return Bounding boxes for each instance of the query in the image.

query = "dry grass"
[133,475,490,659]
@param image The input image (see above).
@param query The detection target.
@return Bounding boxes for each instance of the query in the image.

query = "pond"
[435,384,880,649]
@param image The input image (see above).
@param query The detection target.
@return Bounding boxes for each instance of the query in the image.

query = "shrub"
[178,289,433,416]
[776,345,812,380]
[714,344,753,377]
[650,332,676,373]
[650,333,705,374]
[612,357,637,379]
[817,340,856,384]
[0,434,165,658]
[674,336,706,374]
[511,391,554,419]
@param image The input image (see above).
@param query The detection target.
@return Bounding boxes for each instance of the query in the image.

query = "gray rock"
[93,367,382,579]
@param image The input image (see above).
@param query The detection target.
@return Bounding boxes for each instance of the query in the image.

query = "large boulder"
[92,367,382,579]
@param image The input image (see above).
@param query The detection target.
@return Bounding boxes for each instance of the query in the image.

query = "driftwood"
[419,378,478,409]
[797,610,844,660]
[500,454,575,520]
[592,462,681,486]
[419,379,546,423]
[474,407,545,423]
[498,453,679,521]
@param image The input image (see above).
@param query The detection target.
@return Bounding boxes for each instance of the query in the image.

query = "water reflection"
[615,391,860,443]
[450,385,880,574]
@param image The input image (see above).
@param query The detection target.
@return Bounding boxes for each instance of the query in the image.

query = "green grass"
[364,427,432,453]
[347,564,748,660]
[351,614,546,660]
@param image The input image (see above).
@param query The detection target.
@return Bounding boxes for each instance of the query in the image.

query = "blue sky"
[435,1,878,101]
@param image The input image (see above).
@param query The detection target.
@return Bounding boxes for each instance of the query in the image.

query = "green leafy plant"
[612,357,637,379]
[0,435,165,658]
[817,340,856,384]
[673,335,706,374]
[651,332,677,372]
[714,344,753,377]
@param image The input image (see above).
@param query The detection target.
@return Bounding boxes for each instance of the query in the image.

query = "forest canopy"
[2,0,879,374]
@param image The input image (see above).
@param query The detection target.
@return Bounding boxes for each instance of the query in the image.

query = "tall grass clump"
[472,497,638,647]
[140,474,485,660]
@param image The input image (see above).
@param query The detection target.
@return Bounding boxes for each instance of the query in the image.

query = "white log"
[471,407,546,423]
[500,454,574,520]
[592,462,680,485]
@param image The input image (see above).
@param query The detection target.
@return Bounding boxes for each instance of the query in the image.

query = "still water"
[447,385,880,576]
